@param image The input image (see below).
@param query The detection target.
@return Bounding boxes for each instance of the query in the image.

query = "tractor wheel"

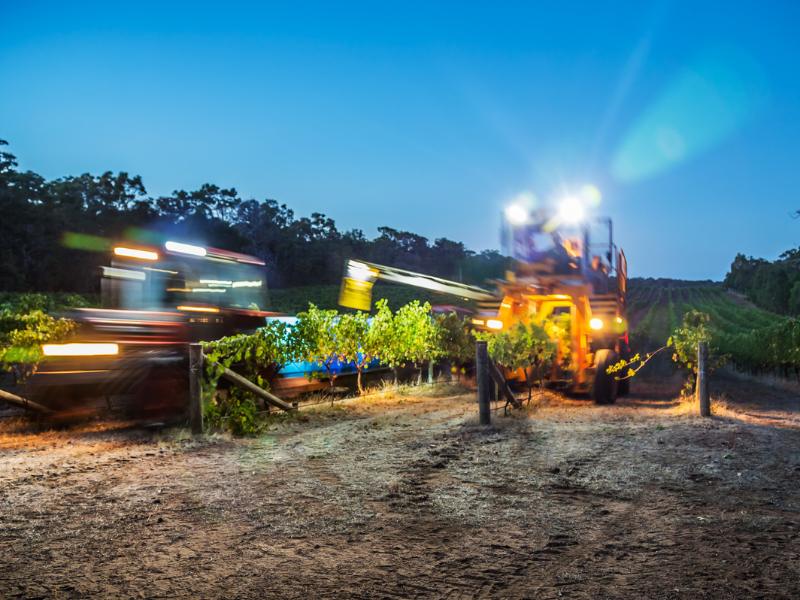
[26,384,90,426]
[26,381,81,414]
[134,366,190,420]
[593,349,619,405]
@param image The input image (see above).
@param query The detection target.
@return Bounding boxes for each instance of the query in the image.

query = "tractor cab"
[101,241,273,341]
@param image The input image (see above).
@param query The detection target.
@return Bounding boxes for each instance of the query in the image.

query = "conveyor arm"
[339,259,497,310]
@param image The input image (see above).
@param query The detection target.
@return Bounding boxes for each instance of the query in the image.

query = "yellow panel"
[498,296,515,322]
[338,277,374,311]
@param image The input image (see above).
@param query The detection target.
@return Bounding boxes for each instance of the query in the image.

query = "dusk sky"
[2,1,799,280]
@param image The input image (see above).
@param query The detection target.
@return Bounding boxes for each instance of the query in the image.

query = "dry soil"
[0,371,799,599]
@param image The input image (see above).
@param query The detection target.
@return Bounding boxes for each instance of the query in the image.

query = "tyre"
[26,377,84,414]
[593,349,619,405]
[134,366,189,420]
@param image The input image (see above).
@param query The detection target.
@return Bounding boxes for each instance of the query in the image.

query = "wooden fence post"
[189,343,204,434]
[476,340,491,425]
[697,340,710,417]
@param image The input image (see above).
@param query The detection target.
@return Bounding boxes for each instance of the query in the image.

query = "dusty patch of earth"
[1,374,799,599]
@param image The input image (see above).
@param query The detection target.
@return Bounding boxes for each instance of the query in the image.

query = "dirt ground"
[1,371,799,599]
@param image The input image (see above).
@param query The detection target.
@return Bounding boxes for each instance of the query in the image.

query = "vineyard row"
[628,285,800,378]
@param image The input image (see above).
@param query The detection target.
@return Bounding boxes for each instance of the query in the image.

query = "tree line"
[0,138,504,294]
[724,251,800,315]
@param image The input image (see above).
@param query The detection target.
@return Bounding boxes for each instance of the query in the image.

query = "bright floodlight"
[559,197,585,223]
[505,204,528,225]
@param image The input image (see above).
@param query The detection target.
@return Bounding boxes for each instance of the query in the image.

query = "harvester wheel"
[593,349,619,405]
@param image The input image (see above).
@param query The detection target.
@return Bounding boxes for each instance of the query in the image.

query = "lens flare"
[580,184,602,207]
[612,45,768,182]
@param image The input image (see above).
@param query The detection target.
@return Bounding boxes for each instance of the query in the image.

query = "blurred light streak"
[114,247,158,260]
[177,306,219,313]
[42,343,119,356]
[165,241,206,256]
[101,267,145,280]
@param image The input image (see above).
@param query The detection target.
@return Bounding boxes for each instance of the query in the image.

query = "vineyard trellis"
[628,283,800,381]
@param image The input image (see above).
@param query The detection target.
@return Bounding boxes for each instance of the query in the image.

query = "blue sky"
[2,1,799,280]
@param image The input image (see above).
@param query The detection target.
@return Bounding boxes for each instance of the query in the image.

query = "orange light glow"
[177,306,219,313]
[114,247,158,260]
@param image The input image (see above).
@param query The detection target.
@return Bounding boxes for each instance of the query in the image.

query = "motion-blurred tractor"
[339,201,629,404]
[29,238,278,417]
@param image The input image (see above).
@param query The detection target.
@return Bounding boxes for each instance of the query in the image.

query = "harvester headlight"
[590,318,603,330]
[42,343,119,356]
[505,204,528,225]
[487,319,503,330]
[559,197,585,224]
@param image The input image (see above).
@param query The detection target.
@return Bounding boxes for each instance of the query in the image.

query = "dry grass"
[723,365,800,394]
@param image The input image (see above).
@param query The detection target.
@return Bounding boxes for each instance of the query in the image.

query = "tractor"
[29,238,277,415]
